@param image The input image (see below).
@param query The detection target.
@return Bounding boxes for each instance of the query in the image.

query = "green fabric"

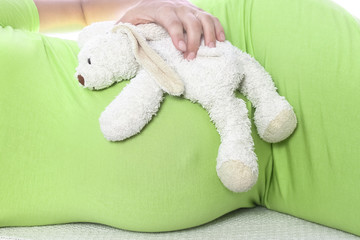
[191,0,360,236]
[0,0,267,232]
[0,0,359,236]
[0,0,39,32]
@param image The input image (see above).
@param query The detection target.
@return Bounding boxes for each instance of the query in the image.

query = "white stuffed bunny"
[75,22,297,193]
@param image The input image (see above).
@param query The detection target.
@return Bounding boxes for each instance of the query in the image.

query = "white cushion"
[0,207,358,240]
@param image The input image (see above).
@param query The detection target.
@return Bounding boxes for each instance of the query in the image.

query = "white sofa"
[0,207,358,240]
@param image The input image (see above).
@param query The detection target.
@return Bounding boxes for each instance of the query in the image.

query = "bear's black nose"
[78,75,85,86]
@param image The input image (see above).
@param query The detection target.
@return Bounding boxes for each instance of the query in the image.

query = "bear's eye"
[87,58,91,65]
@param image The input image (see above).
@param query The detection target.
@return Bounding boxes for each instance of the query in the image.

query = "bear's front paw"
[255,98,297,143]
[99,110,144,141]
[217,160,258,193]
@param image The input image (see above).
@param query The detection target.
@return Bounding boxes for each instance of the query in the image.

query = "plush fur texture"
[75,22,297,193]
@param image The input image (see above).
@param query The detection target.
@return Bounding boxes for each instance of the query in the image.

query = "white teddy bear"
[75,22,297,193]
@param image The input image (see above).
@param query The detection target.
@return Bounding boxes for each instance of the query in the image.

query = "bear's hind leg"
[237,51,297,143]
[207,97,258,193]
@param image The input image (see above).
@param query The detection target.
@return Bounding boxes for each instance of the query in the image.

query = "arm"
[34,0,226,59]
[34,0,136,32]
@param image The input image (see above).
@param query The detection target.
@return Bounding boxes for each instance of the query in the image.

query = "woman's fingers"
[213,16,226,42]
[155,7,187,53]
[176,11,203,59]
[195,12,216,48]
[117,0,226,60]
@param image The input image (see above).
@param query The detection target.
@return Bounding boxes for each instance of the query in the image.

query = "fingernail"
[208,42,215,48]
[187,52,195,60]
[219,32,225,41]
[178,40,187,52]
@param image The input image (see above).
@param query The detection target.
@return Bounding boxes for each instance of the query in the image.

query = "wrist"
[81,0,143,25]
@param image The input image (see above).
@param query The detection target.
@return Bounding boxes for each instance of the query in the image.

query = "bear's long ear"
[112,23,184,96]
[78,21,116,48]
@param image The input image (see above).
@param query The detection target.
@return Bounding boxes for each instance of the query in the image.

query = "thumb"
[117,8,152,25]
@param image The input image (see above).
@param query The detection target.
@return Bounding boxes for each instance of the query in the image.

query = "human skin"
[34,0,226,60]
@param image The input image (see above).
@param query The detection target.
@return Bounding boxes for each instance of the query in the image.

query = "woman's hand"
[118,0,225,60]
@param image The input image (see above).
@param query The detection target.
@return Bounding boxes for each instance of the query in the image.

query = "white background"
[332,0,360,18]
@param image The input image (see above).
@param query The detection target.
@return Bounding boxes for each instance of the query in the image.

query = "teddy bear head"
[75,22,139,90]
[75,21,185,96]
